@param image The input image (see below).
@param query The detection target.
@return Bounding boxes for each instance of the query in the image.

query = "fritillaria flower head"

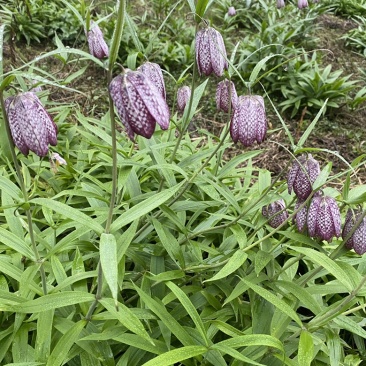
[342,208,366,255]
[5,92,58,157]
[277,0,285,8]
[109,69,170,141]
[288,154,320,200]
[230,95,267,147]
[307,192,341,242]
[195,26,228,77]
[137,62,166,100]
[262,199,289,228]
[86,21,109,59]
[216,79,238,113]
[298,0,308,8]
[227,7,236,16]
[177,86,191,112]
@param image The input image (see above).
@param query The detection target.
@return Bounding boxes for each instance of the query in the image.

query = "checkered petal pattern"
[262,199,289,228]
[109,69,170,140]
[177,86,191,112]
[87,22,109,59]
[5,92,58,157]
[288,154,320,200]
[138,62,166,100]
[216,79,238,113]
[342,208,366,254]
[195,27,228,77]
[230,95,267,147]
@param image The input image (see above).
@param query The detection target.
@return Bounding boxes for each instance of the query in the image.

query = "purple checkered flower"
[109,69,170,141]
[294,199,308,232]
[307,193,341,241]
[137,62,166,100]
[230,95,267,147]
[227,7,236,16]
[277,0,285,8]
[262,199,289,228]
[298,0,308,8]
[216,79,238,113]
[177,86,191,112]
[342,208,366,254]
[5,92,58,157]
[86,21,109,59]
[288,154,320,200]
[195,27,228,77]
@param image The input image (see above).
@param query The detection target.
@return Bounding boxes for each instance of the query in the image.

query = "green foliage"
[0,0,366,365]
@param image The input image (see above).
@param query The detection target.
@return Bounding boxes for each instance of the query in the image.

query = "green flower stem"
[86,0,126,321]
[0,91,48,295]
[169,24,199,165]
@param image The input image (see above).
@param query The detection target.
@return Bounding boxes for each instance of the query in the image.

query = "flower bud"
[230,95,267,147]
[86,21,109,59]
[342,208,366,254]
[109,69,170,141]
[307,193,341,242]
[298,0,308,8]
[277,0,285,8]
[216,79,238,113]
[5,92,58,157]
[262,199,289,228]
[287,154,320,200]
[227,7,236,16]
[195,27,228,77]
[137,62,166,100]
[177,86,191,112]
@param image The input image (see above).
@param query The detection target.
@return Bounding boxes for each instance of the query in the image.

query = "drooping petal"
[87,22,109,59]
[353,219,366,255]
[177,86,191,112]
[138,62,166,100]
[307,195,321,238]
[294,200,308,232]
[326,196,341,238]
[216,79,238,113]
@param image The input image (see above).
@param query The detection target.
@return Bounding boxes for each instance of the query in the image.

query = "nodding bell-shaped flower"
[288,154,320,201]
[227,7,236,16]
[86,21,109,59]
[298,0,308,8]
[195,27,228,77]
[230,95,267,147]
[5,92,58,157]
[216,79,238,113]
[307,193,341,242]
[277,0,285,8]
[177,86,191,112]
[137,62,166,100]
[109,69,170,141]
[342,208,366,255]
[262,199,289,228]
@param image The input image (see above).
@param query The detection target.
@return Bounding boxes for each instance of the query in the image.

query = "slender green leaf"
[211,344,263,365]
[313,162,332,191]
[215,334,284,351]
[46,320,86,366]
[142,346,207,366]
[205,251,247,282]
[99,298,153,343]
[195,0,209,21]
[35,309,54,362]
[166,281,208,345]
[100,233,118,302]
[298,330,314,366]
[110,181,183,233]
[30,198,104,235]
[249,54,283,84]
[0,175,22,200]
[0,228,34,259]
[240,278,302,326]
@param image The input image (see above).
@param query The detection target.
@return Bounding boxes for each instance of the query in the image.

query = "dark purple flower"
[216,79,238,113]
[195,27,228,77]
[177,86,191,112]
[86,21,109,59]
[227,7,236,16]
[230,95,267,147]
[342,208,366,254]
[298,0,308,8]
[288,154,320,200]
[307,194,341,241]
[277,0,285,8]
[294,199,308,232]
[109,69,170,141]
[5,92,58,157]
[262,199,289,228]
[137,62,166,100]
